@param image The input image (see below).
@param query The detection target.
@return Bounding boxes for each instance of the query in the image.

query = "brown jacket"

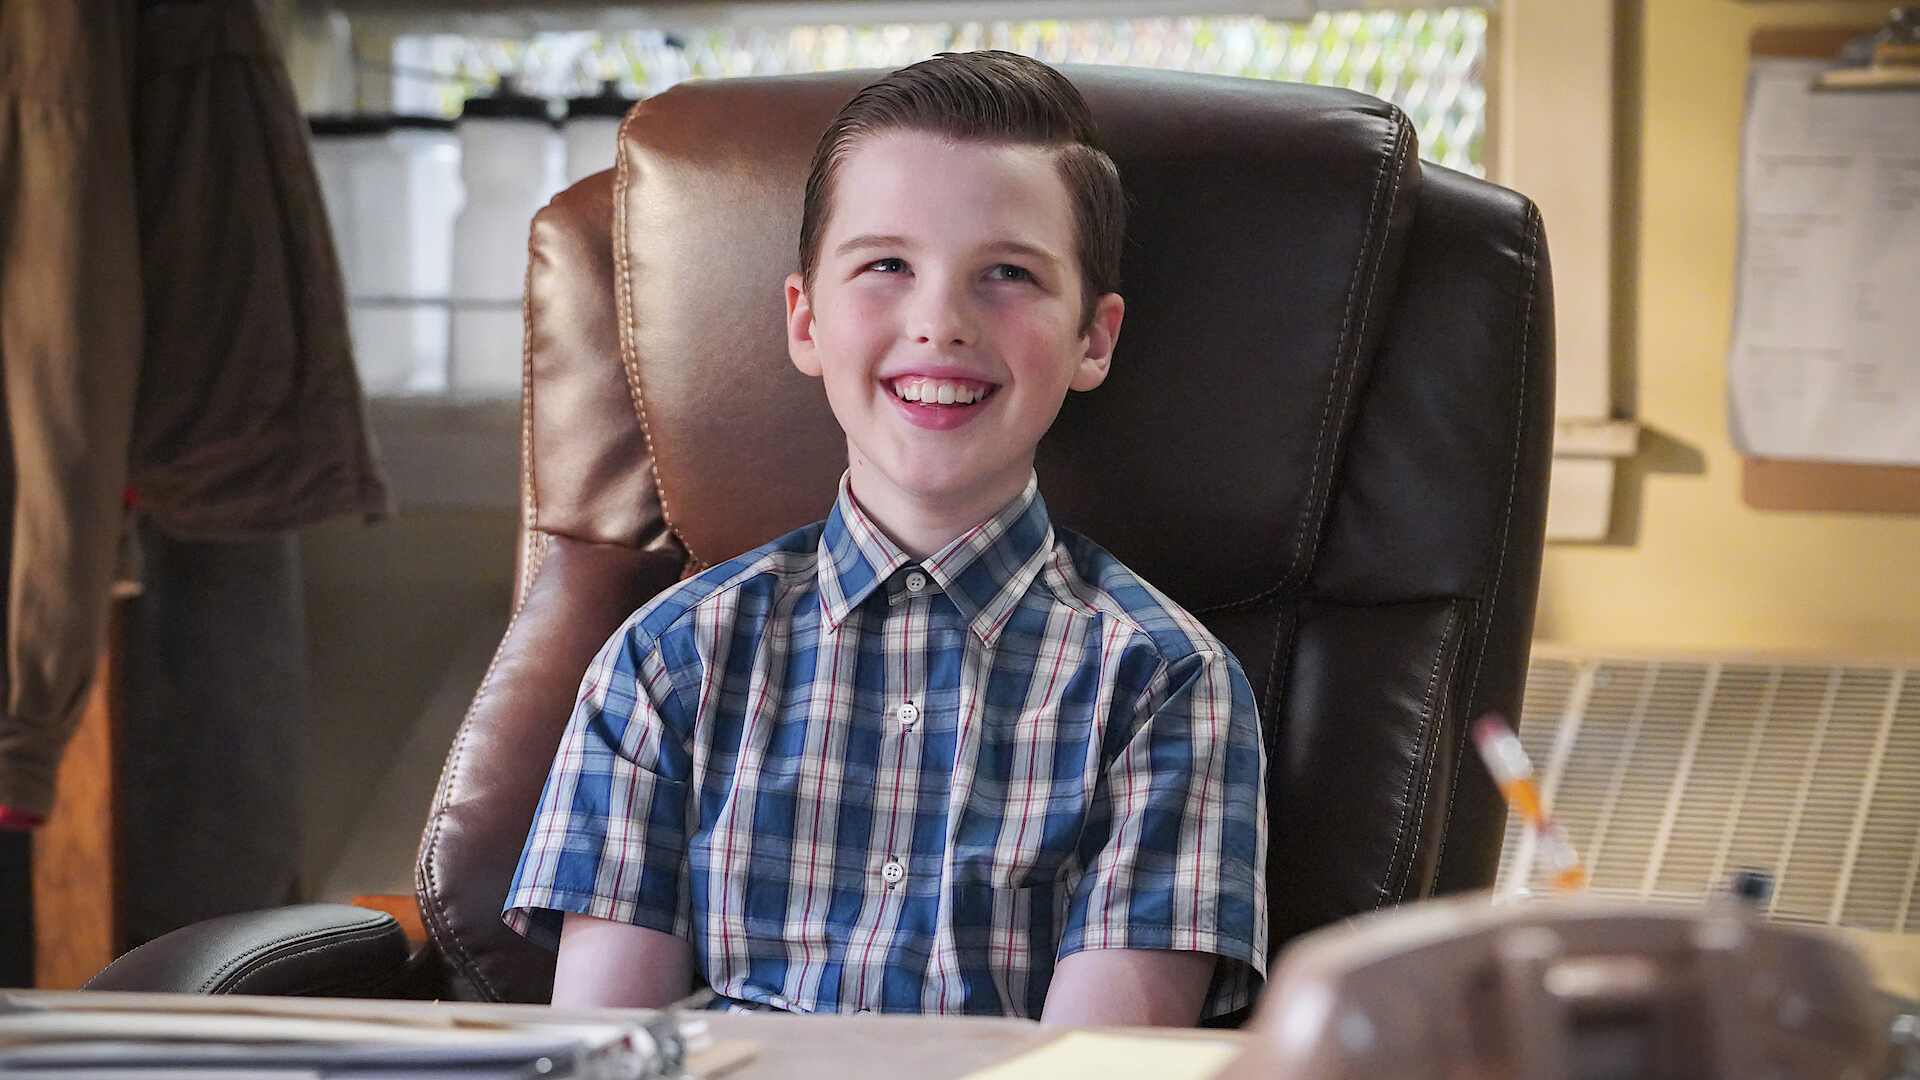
[0,0,388,816]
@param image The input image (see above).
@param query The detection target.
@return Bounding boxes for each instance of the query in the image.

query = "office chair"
[89,66,1554,1005]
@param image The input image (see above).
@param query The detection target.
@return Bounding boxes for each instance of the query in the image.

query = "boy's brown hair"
[798,51,1126,331]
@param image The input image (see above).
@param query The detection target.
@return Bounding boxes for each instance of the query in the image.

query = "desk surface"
[4,991,1251,1080]
[702,1011,1081,1080]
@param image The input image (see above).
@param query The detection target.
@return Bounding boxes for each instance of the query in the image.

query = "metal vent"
[1496,656,1920,932]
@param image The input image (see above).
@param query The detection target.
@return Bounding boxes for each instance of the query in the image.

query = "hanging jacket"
[0,0,389,818]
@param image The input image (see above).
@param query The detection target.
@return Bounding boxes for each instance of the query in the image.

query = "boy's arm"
[1056,644,1268,1023]
[551,912,695,1008]
[504,614,701,1006]
[1040,948,1216,1027]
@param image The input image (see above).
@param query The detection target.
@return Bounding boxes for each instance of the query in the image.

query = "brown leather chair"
[89,65,1554,1008]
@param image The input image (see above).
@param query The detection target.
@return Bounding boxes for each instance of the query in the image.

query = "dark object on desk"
[1726,868,1776,909]
[91,66,1556,1007]
[1226,895,1890,1080]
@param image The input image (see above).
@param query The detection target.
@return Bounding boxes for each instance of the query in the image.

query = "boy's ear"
[1070,292,1124,392]
[786,272,822,377]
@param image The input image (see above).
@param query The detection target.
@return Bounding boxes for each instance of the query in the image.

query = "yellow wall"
[1534,0,1920,659]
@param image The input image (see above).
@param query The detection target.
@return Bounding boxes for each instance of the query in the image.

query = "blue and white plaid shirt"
[505,474,1268,1018]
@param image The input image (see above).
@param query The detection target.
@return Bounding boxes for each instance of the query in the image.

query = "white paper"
[1728,58,1920,465]
[0,996,658,1077]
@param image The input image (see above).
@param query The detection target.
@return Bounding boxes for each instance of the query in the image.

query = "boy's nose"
[909,280,976,348]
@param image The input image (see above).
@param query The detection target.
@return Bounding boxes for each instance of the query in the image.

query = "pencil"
[1472,713,1588,893]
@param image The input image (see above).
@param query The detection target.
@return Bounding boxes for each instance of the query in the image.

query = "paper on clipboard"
[1728,57,1920,465]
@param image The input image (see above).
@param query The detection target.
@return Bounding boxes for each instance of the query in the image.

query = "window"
[308,8,1491,402]
[391,10,1488,174]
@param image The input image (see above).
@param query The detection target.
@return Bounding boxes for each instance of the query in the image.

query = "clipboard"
[1739,26,1920,513]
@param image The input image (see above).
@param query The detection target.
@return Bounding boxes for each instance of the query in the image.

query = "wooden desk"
[3,991,1251,1080]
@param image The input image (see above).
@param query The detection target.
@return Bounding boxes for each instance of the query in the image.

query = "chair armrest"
[84,903,410,996]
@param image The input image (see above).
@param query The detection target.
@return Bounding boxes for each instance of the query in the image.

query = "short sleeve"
[1058,647,1268,1018]
[502,619,697,951]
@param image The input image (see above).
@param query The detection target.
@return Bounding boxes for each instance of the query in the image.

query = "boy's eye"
[987,264,1035,284]
[866,257,908,274]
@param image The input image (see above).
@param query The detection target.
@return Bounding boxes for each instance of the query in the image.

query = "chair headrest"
[617,66,1417,610]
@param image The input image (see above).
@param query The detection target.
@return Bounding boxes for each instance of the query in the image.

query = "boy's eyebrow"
[984,241,1063,267]
[830,236,1064,267]
[833,233,911,257]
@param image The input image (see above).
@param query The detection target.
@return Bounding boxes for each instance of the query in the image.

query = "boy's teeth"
[893,378,987,405]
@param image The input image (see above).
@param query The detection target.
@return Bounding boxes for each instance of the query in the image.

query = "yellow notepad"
[963,1032,1243,1080]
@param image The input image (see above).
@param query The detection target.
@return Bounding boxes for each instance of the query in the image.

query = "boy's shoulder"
[625,520,829,646]
[1051,527,1234,670]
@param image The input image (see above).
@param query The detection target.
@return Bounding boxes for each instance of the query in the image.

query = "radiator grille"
[1496,656,1920,932]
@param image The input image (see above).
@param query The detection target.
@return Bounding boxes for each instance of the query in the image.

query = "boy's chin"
[873,460,1031,505]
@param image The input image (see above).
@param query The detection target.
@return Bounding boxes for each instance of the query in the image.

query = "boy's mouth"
[887,376,998,408]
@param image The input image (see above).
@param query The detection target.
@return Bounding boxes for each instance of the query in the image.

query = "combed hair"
[798,51,1126,330]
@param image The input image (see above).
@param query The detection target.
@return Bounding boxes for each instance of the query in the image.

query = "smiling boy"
[506,51,1267,1025]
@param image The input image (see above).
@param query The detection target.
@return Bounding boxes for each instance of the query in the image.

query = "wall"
[1533,0,1920,659]
[301,505,517,893]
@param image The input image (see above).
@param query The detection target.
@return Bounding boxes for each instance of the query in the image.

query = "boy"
[506,51,1267,1026]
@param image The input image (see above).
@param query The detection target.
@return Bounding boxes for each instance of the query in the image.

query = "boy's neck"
[844,460,1031,561]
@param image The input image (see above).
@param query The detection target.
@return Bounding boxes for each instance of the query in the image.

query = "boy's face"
[786,132,1123,528]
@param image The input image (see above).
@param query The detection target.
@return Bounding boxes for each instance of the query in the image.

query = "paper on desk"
[1727,57,1920,465]
[0,999,654,1077]
[959,1032,1241,1080]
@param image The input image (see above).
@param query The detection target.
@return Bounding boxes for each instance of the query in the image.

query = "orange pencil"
[1472,713,1588,893]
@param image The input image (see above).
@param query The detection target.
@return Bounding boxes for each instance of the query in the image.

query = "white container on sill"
[449,90,563,398]
[310,115,461,395]
[562,83,637,185]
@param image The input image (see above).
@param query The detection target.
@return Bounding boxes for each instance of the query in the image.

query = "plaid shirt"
[505,474,1268,1018]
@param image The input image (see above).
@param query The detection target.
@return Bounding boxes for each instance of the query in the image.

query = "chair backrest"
[417,66,1554,1004]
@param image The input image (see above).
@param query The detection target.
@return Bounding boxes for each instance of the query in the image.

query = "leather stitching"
[1376,607,1444,904]
[1379,603,1464,905]
[524,533,551,612]
[1429,625,1476,891]
[1435,201,1540,883]
[1461,201,1538,712]
[415,196,569,1005]
[415,541,548,1004]
[1421,608,1469,896]
[213,928,394,993]
[611,108,696,567]
[519,245,541,605]
[195,918,395,994]
[1283,108,1408,596]
[1261,606,1297,740]
[1201,107,1412,621]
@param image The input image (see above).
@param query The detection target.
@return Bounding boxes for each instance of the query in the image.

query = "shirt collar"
[817,472,1055,645]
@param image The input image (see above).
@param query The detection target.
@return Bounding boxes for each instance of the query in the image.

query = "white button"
[881,860,905,884]
[896,702,919,727]
[904,571,928,594]
[856,1008,873,1016]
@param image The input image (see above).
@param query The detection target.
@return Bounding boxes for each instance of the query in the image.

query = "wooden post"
[31,607,123,989]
